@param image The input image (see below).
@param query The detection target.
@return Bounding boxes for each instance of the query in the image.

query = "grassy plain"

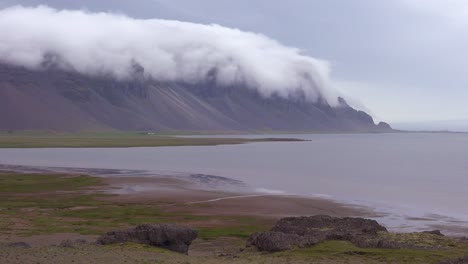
[0,132,304,148]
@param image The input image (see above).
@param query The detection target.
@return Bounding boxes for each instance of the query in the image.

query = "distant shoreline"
[0,133,306,148]
[2,130,466,148]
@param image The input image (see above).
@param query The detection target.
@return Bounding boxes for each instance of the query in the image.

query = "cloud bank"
[0,6,340,104]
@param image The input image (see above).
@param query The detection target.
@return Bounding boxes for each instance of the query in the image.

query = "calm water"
[1,133,468,234]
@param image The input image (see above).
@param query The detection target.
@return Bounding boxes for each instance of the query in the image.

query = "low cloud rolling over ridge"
[0,6,341,104]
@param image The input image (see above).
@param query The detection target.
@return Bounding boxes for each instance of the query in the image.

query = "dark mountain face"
[0,64,391,132]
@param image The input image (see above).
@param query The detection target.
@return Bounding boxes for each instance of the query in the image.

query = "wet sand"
[102,176,376,220]
[0,163,375,219]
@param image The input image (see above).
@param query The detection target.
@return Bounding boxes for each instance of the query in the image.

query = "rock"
[421,230,445,236]
[6,242,31,248]
[377,122,392,130]
[247,231,314,252]
[439,256,468,264]
[272,215,387,238]
[350,236,403,249]
[249,215,388,252]
[97,224,197,254]
[59,239,87,248]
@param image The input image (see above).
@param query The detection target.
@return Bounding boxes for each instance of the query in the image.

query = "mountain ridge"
[0,64,392,132]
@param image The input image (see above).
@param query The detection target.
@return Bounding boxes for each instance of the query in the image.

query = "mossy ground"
[283,240,467,264]
[0,172,467,264]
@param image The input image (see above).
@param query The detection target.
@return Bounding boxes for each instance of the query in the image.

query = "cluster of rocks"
[96,216,393,254]
[97,224,197,254]
[247,215,436,252]
[93,216,465,264]
[2,215,466,264]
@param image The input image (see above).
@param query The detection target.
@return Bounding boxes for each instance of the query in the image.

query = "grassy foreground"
[0,132,304,148]
[0,172,267,239]
[0,172,467,264]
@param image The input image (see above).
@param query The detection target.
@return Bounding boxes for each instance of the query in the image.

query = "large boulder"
[249,215,388,252]
[272,215,387,239]
[97,224,197,254]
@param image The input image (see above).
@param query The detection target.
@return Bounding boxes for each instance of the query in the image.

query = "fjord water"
[1,133,467,234]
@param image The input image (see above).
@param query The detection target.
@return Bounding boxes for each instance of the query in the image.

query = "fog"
[0,6,341,104]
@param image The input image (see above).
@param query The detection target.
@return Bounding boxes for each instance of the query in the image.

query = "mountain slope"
[0,64,391,132]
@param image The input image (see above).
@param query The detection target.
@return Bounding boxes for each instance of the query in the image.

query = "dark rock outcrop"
[248,216,456,252]
[248,215,388,252]
[272,215,387,238]
[440,256,468,264]
[97,224,197,254]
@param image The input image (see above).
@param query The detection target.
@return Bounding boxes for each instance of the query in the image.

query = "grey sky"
[1,0,467,127]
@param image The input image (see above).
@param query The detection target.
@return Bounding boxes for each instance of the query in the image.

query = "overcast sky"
[1,0,467,128]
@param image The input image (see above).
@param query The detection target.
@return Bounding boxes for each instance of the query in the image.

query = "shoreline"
[0,168,374,246]
[101,175,376,219]
[0,164,376,219]
[1,163,468,237]
[0,133,306,148]
[99,175,468,238]
[1,169,468,263]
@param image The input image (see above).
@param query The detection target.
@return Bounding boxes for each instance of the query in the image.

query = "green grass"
[378,232,462,249]
[0,173,267,237]
[59,205,176,227]
[282,240,467,264]
[198,225,267,240]
[0,132,304,148]
[56,205,265,237]
[0,173,102,193]
[0,194,109,210]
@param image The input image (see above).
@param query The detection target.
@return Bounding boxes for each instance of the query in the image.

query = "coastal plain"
[0,172,467,264]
